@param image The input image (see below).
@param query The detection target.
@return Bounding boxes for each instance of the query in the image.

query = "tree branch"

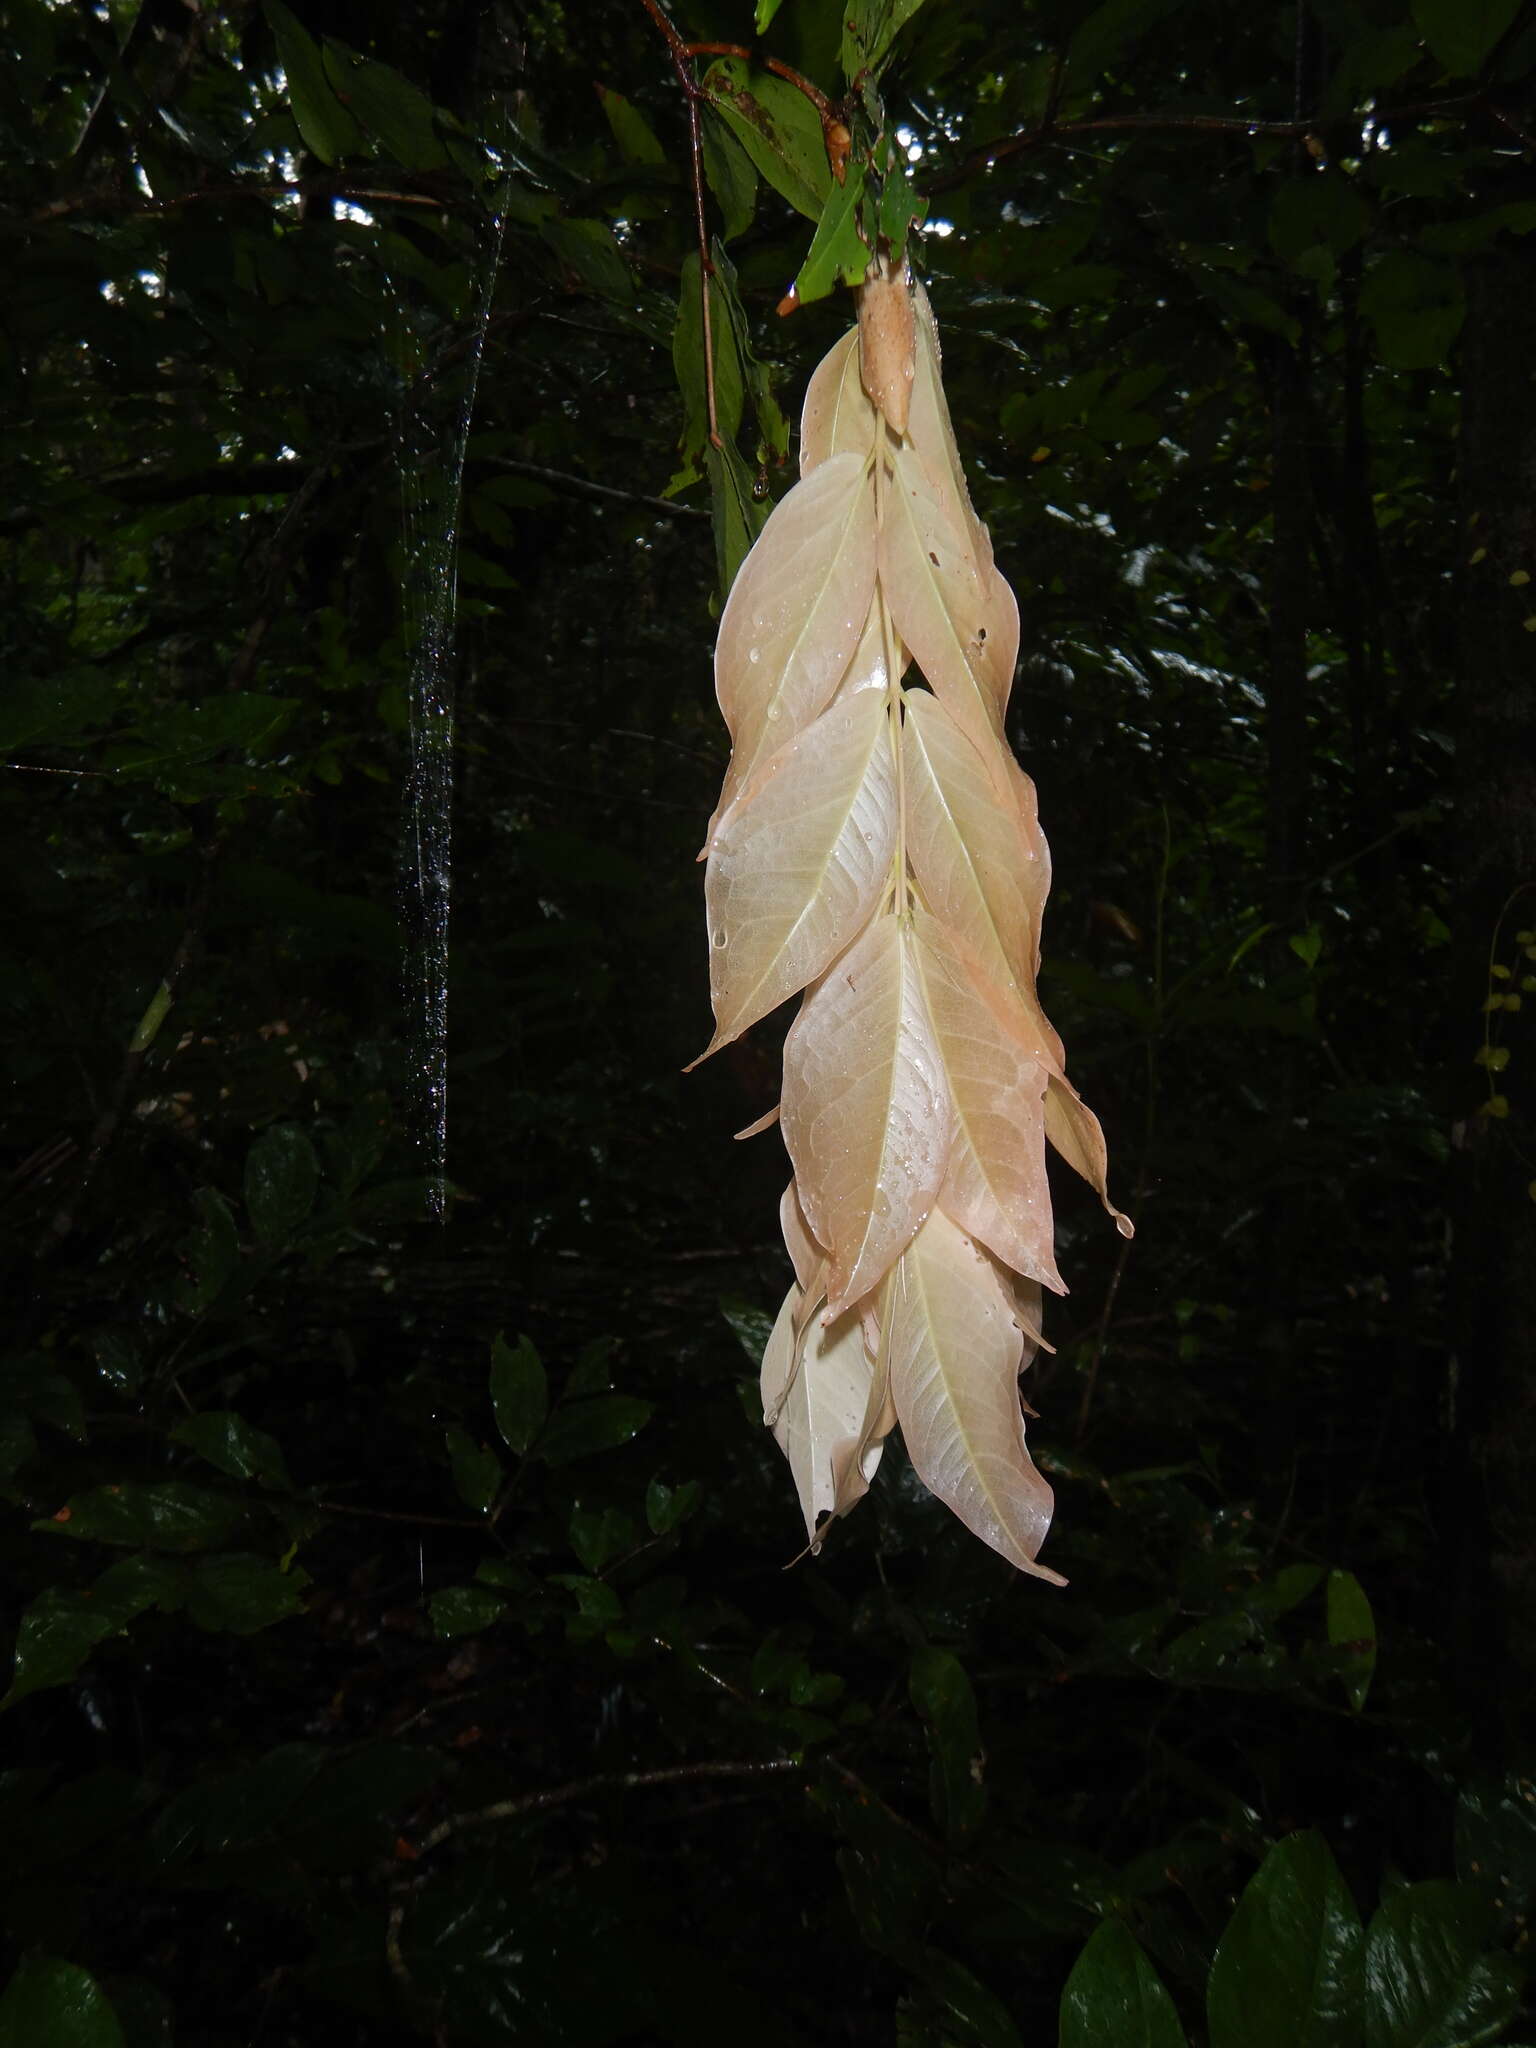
[406,1757,802,1858]
[482,456,707,520]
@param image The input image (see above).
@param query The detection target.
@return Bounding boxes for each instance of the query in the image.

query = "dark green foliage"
[2,0,1534,2043]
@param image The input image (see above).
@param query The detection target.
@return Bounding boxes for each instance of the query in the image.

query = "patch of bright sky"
[336,201,376,226]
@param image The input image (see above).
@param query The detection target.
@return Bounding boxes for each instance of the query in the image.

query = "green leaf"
[1207,1831,1363,2048]
[914,1948,1024,2048]
[266,1,362,165]
[243,1124,320,1243]
[708,241,790,461]
[792,162,871,307]
[674,249,747,463]
[755,0,788,30]
[1060,1918,1189,2048]
[1290,926,1324,970]
[184,1552,309,1634]
[176,1188,239,1313]
[1411,0,1520,77]
[430,1585,506,1638]
[878,163,927,271]
[445,1427,502,1514]
[1364,1883,1523,2048]
[1326,1570,1377,1712]
[539,217,634,302]
[567,1336,614,1398]
[538,1396,653,1465]
[40,1482,246,1552]
[1456,1775,1536,1931]
[842,0,932,82]
[569,1504,634,1574]
[324,42,449,167]
[702,111,758,241]
[702,57,830,222]
[706,437,767,597]
[0,1356,85,1439]
[1360,252,1464,372]
[550,1573,623,1626]
[0,1414,38,1480]
[1068,0,1190,83]
[172,1411,292,1490]
[645,1477,702,1535]
[0,1957,126,2048]
[596,84,665,166]
[1269,176,1369,284]
[720,1294,778,1367]
[909,1646,986,1839]
[490,1331,548,1454]
[4,1555,181,1708]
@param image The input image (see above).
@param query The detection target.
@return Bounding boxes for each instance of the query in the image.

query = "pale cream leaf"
[913,909,1064,1293]
[909,281,994,590]
[800,328,880,475]
[886,1209,1065,1583]
[879,439,1018,746]
[1045,1076,1135,1238]
[708,450,877,842]
[761,1278,879,1543]
[903,690,1052,1016]
[699,689,896,1057]
[782,913,953,1317]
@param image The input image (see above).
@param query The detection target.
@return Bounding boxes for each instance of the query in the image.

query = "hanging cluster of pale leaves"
[692,259,1131,1580]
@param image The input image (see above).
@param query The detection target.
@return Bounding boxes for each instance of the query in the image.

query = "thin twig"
[315,1499,495,1531]
[483,455,708,519]
[922,90,1484,195]
[639,0,722,448]
[407,1758,801,1858]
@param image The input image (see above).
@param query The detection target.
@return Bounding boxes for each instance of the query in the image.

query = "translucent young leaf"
[782,913,954,1317]
[903,690,1051,1002]
[699,688,897,1055]
[801,328,880,475]
[886,1208,1064,1582]
[707,450,878,839]
[781,1180,824,1292]
[833,591,909,702]
[909,281,994,589]
[1045,1076,1134,1237]
[913,910,1064,1292]
[760,1281,880,1542]
[880,439,1018,746]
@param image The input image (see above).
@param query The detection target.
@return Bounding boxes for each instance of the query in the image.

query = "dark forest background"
[3,0,1536,2042]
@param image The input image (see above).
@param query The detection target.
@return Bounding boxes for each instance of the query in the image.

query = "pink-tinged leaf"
[909,282,995,591]
[832,590,909,703]
[886,1209,1065,1583]
[828,1296,895,1522]
[800,328,879,475]
[760,1279,879,1542]
[1045,1076,1135,1238]
[735,1103,780,1139]
[708,451,878,840]
[913,910,1064,1293]
[858,255,916,433]
[880,440,1018,747]
[698,690,897,1057]
[781,1179,824,1294]
[782,913,954,1317]
[903,690,1053,1014]
[1000,1267,1048,1358]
